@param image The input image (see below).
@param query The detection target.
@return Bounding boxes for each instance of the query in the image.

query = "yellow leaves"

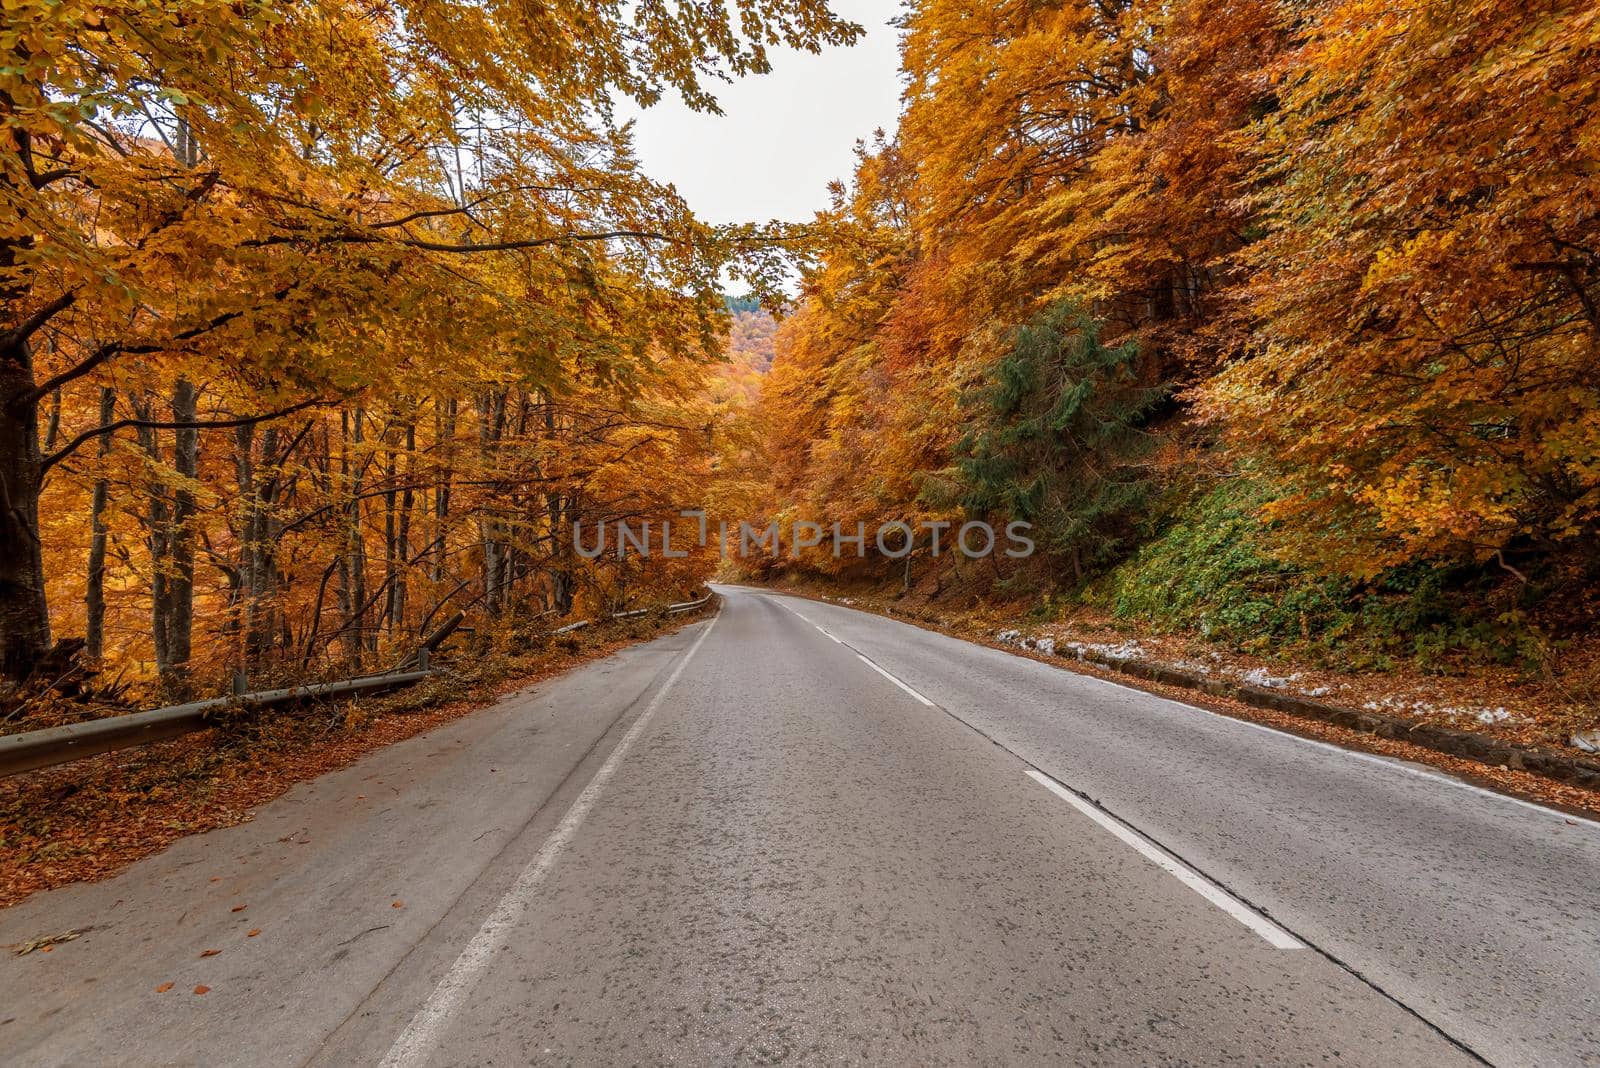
[10,930,83,955]
[752,0,1600,593]
[1181,0,1600,572]
[1360,231,1456,295]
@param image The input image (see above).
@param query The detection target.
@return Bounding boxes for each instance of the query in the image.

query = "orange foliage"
[752,0,1600,604]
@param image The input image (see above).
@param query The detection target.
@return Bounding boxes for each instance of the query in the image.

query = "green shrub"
[1084,479,1541,672]
[955,300,1167,581]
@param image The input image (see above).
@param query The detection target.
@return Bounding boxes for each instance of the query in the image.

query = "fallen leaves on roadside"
[11,929,84,956]
[193,985,210,995]
[0,620,693,911]
[155,982,173,993]
[199,948,221,958]
[230,904,246,912]
[391,900,404,909]
[247,928,261,937]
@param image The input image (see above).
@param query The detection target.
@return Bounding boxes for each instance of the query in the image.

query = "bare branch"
[0,291,77,352]
[28,304,257,402]
[41,396,330,476]
[243,228,673,253]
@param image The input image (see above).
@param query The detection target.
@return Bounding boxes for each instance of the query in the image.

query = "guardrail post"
[417,646,430,672]
[231,670,248,696]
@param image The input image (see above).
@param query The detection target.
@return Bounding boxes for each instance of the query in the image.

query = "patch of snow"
[1236,667,1302,690]
[1572,731,1600,754]
[1035,637,1056,656]
[1359,693,1529,726]
[1062,639,1146,661]
[1298,686,1332,698]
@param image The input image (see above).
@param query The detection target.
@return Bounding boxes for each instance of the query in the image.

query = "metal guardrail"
[551,591,714,635]
[0,592,714,779]
[0,671,435,778]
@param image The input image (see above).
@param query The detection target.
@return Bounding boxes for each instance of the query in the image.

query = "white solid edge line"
[379,607,722,1068]
[778,583,1600,834]
[1042,661,1600,833]
[763,587,1600,832]
[856,653,935,706]
[1025,768,1304,949]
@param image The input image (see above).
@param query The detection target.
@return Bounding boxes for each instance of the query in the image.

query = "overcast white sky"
[618,0,905,225]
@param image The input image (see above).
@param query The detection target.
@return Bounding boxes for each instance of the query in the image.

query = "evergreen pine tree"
[957,300,1167,580]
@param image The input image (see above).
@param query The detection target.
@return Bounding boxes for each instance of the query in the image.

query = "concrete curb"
[874,604,1600,792]
[1070,649,1600,790]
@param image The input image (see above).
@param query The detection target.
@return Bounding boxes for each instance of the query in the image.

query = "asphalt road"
[3,585,1597,1066]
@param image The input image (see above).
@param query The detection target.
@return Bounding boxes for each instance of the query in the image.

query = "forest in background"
[0,0,859,705]
[5,0,1599,720]
[737,0,1600,686]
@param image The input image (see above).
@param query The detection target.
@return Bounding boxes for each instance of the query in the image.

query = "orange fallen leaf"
[391,900,404,908]
[193,985,210,995]
[155,982,173,993]
[230,905,246,913]
[246,929,261,938]
[199,949,221,958]
[40,945,52,953]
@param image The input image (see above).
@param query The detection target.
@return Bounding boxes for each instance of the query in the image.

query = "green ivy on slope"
[1083,480,1543,673]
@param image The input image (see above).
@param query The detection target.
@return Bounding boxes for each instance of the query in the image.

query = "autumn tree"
[955,300,1167,580]
[1204,0,1600,577]
[1,0,861,682]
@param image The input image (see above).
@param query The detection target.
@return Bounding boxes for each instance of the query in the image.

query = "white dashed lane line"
[855,653,936,706]
[777,592,1300,947]
[1025,768,1304,949]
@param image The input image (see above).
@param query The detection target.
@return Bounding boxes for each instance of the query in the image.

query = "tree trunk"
[382,424,398,634]
[85,387,116,660]
[235,421,282,667]
[0,116,53,679]
[134,394,172,676]
[165,378,198,698]
[392,419,414,633]
[0,336,49,679]
[542,396,575,616]
[476,390,508,616]
[337,407,369,664]
[431,396,455,584]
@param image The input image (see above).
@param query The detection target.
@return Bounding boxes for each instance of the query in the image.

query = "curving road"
[2,585,1597,1065]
